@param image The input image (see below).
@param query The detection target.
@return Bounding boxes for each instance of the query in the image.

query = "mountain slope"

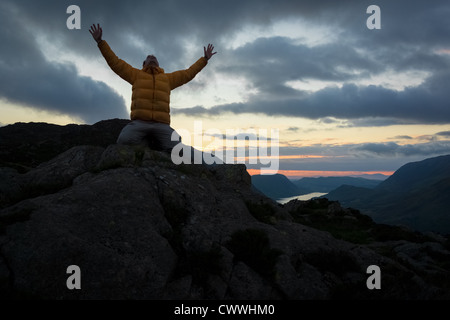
[251,173,309,200]
[376,154,450,193]
[293,176,382,193]
[325,154,450,234]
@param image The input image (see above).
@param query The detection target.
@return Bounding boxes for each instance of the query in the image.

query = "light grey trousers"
[116,120,180,152]
[116,120,223,164]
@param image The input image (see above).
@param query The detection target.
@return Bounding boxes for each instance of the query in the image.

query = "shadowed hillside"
[325,155,450,234]
[251,173,309,200]
[1,120,449,300]
[0,119,130,172]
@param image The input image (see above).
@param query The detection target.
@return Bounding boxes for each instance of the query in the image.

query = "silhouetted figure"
[89,24,217,163]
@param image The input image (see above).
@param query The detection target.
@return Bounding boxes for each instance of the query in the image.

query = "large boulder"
[1,143,449,300]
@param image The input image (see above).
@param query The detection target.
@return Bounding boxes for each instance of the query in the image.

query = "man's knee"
[116,121,146,146]
[116,130,135,145]
[158,127,181,153]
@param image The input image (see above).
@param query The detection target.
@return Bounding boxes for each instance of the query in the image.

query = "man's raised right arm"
[89,24,136,84]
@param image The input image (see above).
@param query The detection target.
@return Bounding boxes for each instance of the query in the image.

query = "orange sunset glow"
[246,169,394,179]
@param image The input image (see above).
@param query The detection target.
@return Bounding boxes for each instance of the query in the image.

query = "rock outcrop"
[0,120,449,300]
[0,119,130,172]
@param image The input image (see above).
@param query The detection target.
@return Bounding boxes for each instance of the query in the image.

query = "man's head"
[143,55,159,68]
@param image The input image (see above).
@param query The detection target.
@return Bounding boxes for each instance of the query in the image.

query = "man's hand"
[204,44,217,61]
[89,24,103,44]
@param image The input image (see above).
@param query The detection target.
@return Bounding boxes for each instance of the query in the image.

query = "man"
[89,24,217,162]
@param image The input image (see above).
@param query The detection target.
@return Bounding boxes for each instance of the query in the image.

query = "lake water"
[277,192,328,205]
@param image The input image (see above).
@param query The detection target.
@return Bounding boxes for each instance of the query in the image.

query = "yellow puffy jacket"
[98,40,207,124]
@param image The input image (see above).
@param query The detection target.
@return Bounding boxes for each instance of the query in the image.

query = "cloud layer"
[0,1,129,124]
[1,0,449,127]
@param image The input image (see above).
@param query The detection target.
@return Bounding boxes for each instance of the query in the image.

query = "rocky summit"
[0,120,450,300]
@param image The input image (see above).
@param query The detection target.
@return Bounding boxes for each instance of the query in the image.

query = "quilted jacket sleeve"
[98,40,138,84]
[168,57,208,90]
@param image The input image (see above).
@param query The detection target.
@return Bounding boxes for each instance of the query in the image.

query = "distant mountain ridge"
[251,173,309,200]
[375,154,450,194]
[293,176,382,193]
[251,174,383,201]
[324,154,450,234]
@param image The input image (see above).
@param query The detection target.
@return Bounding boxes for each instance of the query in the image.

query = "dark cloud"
[1,61,129,124]
[319,118,341,124]
[173,0,450,125]
[10,0,450,69]
[437,131,450,137]
[175,70,450,124]
[3,0,360,69]
[417,135,437,142]
[353,1,450,50]
[338,118,412,128]
[169,2,450,125]
[389,135,413,140]
[203,131,273,141]
[272,141,450,172]
[1,0,450,125]
[0,2,128,124]
[353,141,450,157]
[216,36,381,99]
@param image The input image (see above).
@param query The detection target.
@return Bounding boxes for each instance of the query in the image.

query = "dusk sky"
[1,0,449,179]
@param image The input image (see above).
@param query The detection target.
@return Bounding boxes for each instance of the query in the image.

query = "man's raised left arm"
[168,44,217,90]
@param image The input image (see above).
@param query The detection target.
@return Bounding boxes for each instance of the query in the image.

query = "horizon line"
[246,169,394,179]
